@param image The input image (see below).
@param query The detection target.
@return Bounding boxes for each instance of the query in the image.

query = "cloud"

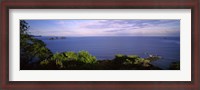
[70,20,180,36]
[105,29,127,32]
[27,20,180,36]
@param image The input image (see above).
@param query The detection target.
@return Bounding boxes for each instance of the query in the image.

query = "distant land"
[30,35,42,37]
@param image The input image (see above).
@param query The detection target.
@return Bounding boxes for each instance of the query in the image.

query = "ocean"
[35,36,180,69]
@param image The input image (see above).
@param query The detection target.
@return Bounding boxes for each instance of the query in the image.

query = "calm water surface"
[35,36,180,69]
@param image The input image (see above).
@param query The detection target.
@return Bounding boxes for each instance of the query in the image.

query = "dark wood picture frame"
[0,0,199,90]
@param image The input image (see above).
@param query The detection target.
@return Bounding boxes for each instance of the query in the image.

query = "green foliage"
[56,60,64,68]
[142,60,150,67]
[134,58,145,64]
[123,59,133,65]
[39,51,97,69]
[115,54,124,58]
[77,51,97,64]
[114,54,127,64]
[20,20,52,69]
[29,39,52,60]
[127,55,139,59]
[146,55,161,61]
[48,52,67,68]
[112,54,157,69]
[38,52,161,70]
[40,60,49,65]
[64,52,78,61]
[51,52,67,61]
[20,20,30,34]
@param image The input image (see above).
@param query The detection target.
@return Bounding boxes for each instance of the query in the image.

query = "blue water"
[35,36,180,69]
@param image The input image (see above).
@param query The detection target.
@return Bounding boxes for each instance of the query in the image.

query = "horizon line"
[31,35,180,37]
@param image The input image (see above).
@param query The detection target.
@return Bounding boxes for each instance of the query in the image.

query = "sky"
[25,20,180,37]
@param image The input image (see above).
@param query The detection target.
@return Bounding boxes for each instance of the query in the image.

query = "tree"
[20,20,52,69]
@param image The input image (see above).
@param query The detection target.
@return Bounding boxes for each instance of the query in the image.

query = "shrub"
[64,51,78,61]
[56,60,64,68]
[114,54,127,63]
[77,51,97,64]
[123,59,133,65]
[142,60,150,67]
[51,52,68,61]
[134,58,145,64]
[48,53,67,68]
[115,54,124,58]
[127,55,139,59]
[40,60,49,65]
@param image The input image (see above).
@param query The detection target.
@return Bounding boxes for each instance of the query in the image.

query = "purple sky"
[25,20,180,37]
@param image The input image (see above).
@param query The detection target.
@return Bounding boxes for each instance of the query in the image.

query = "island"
[49,37,66,40]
